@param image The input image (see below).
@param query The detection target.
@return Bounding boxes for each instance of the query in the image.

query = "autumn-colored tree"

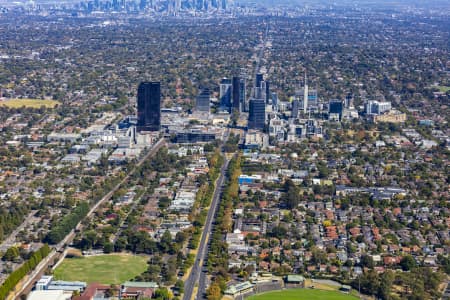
[206,283,221,300]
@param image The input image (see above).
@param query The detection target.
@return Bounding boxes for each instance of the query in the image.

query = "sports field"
[0,98,60,108]
[246,289,358,300]
[53,253,148,284]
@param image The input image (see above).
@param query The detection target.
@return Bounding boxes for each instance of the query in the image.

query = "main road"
[182,156,230,300]
[252,22,270,83]
[183,128,231,300]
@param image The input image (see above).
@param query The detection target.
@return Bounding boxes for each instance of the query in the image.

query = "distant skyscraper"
[137,82,161,132]
[232,76,240,112]
[271,92,278,107]
[296,73,317,113]
[303,73,309,112]
[253,87,263,100]
[196,89,210,113]
[260,81,267,102]
[255,73,263,89]
[112,0,119,10]
[239,78,246,112]
[307,89,318,107]
[248,99,266,130]
[175,0,181,12]
[139,0,147,10]
[219,78,232,110]
[87,1,94,12]
[197,0,208,10]
[292,100,299,118]
[345,93,353,108]
[329,99,343,120]
[265,80,270,103]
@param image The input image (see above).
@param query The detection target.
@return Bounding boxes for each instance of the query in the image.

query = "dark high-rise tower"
[232,76,240,112]
[255,73,263,89]
[292,100,299,118]
[137,82,161,132]
[248,99,266,130]
[239,78,246,111]
[329,99,343,120]
[265,80,270,103]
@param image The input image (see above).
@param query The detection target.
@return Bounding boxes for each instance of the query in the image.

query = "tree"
[282,179,301,209]
[103,242,113,253]
[175,279,184,293]
[360,254,375,268]
[437,254,450,274]
[154,288,172,300]
[175,231,187,244]
[377,270,394,300]
[0,245,50,299]
[206,283,221,300]
[269,226,287,239]
[358,269,380,295]
[159,230,173,253]
[45,202,89,244]
[317,162,329,178]
[114,237,127,252]
[2,246,20,261]
[400,255,416,271]
[413,267,444,299]
[311,247,327,264]
[158,196,171,209]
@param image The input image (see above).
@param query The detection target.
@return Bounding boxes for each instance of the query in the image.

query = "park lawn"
[0,98,60,108]
[53,253,148,284]
[246,288,358,300]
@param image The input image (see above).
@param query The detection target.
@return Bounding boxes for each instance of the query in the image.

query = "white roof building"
[27,290,71,300]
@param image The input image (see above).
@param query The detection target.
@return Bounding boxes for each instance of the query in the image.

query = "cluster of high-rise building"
[248,73,270,130]
[138,73,398,143]
[201,72,271,131]
[217,75,246,112]
[291,73,318,118]
[74,0,230,14]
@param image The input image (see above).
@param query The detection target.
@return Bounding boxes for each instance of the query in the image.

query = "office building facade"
[365,100,392,115]
[239,77,247,112]
[255,73,263,89]
[292,100,300,118]
[219,78,232,109]
[232,76,241,112]
[137,82,161,132]
[265,80,270,103]
[196,89,210,113]
[329,99,344,115]
[248,99,266,130]
[329,99,344,121]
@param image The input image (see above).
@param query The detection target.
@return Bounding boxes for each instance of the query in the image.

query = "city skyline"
[0,2,448,300]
